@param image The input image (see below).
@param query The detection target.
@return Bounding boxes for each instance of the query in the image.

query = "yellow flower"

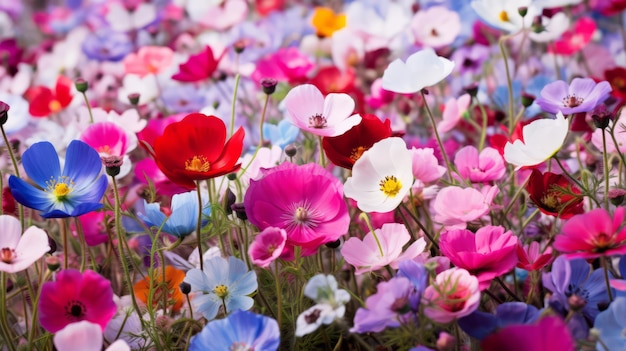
[311,7,346,38]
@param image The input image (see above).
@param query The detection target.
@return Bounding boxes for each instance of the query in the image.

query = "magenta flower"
[481,316,575,351]
[554,207,626,259]
[80,121,131,157]
[38,269,117,333]
[341,223,426,275]
[535,77,612,115]
[439,226,518,290]
[0,215,50,273]
[248,226,288,268]
[423,268,481,324]
[244,162,350,257]
[283,84,362,137]
[432,186,499,229]
[453,146,506,183]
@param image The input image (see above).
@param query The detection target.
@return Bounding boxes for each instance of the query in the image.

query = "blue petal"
[458,311,497,340]
[184,268,212,292]
[8,175,55,213]
[230,270,258,296]
[192,293,220,321]
[69,174,108,204]
[62,140,104,185]
[68,202,103,217]
[226,295,254,314]
[21,141,61,188]
[140,201,168,229]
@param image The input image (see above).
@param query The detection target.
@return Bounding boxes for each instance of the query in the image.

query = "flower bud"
[261,78,278,95]
[285,144,297,158]
[518,6,528,17]
[101,155,124,177]
[591,105,612,129]
[74,78,88,93]
[179,282,191,295]
[231,203,248,221]
[45,256,61,272]
[521,93,535,108]
[127,93,141,106]
[0,100,9,125]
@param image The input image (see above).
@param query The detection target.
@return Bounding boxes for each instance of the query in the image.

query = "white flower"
[534,0,582,9]
[470,0,542,34]
[528,12,570,43]
[295,304,336,337]
[503,112,569,170]
[304,274,350,317]
[344,137,414,213]
[381,48,455,94]
[117,74,158,105]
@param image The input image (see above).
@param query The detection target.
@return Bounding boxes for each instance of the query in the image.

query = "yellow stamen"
[379,175,402,197]
[350,146,367,162]
[53,183,71,197]
[49,100,62,113]
[214,284,228,298]
[499,11,509,22]
[185,155,210,172]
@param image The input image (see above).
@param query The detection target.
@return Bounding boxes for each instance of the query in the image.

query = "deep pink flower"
[554,207,626,259]
[550,17,596,56]
[172,45,222,82]
[244,162,350,257]
[38,269,117,333]
[453,146,506,183]
[439,225,518,290]
[516,241,553,272]
[423,268,481,324]
[251,47,314,85]
[432,186,499,229]
[80,121,131,157]
[248,227,288,267]
[72,211,109,247]
[481,316,575,351]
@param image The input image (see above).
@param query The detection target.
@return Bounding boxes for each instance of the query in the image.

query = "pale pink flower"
[331,28,365,72]
[123,46,174,77]
[437,94,471,134]
[117,74,158,105]
[592,108,626,154]
[410,6,461,48]
[54,321,130,351]
[0,215,50,273]
[185,0,248,30]
[341,223,426,275]
[283,84,361,137]
[248,227,288,268]
[453,146,506,183]
[432,186,499,229]
[411,147,446,185]
[423,268,481,324]
[105,2,156,33]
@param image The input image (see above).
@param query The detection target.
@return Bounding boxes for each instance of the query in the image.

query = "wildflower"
[536,78,612,115]
[594,296,626,350]
[470,0,541,33]
[432,186,499,229]
[184,256,257,321]
[133,266,186,313]
[0,215,50,273]
[149,113,245,189]
[439,226,518,290]
[423,268,481,324]
[526,169,584,219]
[25,75,73,117]
[248,227,287,268]
[244,162,350,256]
[591,108,626,154]
[438,94,471,134]
[282,84,361,137]
[549,17,596,56]
[262,120,300,149]
[411,147,447,186]
[54,321,130,351]
[311,7,346,37]
[252,47,314,85]
[481,316,575,351]
[503,112,569,170]
[123,46,174,77]
[296,304,336,337]
[458,302,540,340]
[605,66,626,101]
[8,140,108,218]
[38,269,117,333]
[453,146,506,183]
[344,137,414,213]
[410,6,461,48]
[516,241,553,272]
[381,48,455,94]
[554,207,626,259]
[139,190,211,238]
[81,29,133,62]
[189,310,279,351]
[322,113,393,170]
[296,274,350,336]
[172,45,222,82]
[341,223,426,274]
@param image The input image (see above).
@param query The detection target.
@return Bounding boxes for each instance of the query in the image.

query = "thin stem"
[553,156,602,207]
[0,124,24,229]
[259,93,270,147]
[421,90,453,182]
[602,129,610,210]
[81,91,94,124]
[358,213,384,257]
[61,218,69,269]
[476,97,489,152]
[73,217,88,272]
[602,256,614,303]
[229,74,241,137]
[498,36,515,134]
[195,182,204,271]
[0,272,16,351]
[318,135,327,167]
[495,277,521,302]
[274,262,283,328]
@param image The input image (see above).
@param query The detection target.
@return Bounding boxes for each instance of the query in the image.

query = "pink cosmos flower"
[172,45,222,82]
[80,121,131,157]
[134,158,190,197]
[516,241,553,272]
[283,84,362,137]
[38,269,117,333]
[73,211,109,247]
[54,321,130,351]
[251,47,314,85]
[439,226,518,290]
[481,316,575,351]
[411,147,446,186]
[554,207,626,259]
[453,146,506,183]
[410,6,461,48]
[432,186,499,229]
[437,94,471,134]
[185,0,248,30]
[0,215,50,273]
[123,46,174,77]
[341,223,426,275]
[423,268,481,324]
[249,227,288,268]
[550,17,596,56]
[244,162,350,257]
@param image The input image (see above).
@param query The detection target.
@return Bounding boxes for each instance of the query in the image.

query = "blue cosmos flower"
[82,30,133,62]
[139,190,211,238]
[189,309,279,351]
[8,140,108,218]
[184,256,258,321]
[262,119,300,149]
[594,296,626,350]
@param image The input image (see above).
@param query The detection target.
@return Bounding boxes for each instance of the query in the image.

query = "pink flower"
[341,223,426,275]
[283,84,362,137]
[411,147,446,185]
[38,269,117,333]
[172,45,222,82]
[0,215,50,273]
[516,241,553,272]
[481,316,575,351]
[73,211,109,247]
[550,17,596,56]
[80,121,132,157]
[249,227,288,268]
[437,94,471,134]
[410,6,461,48]
[251,47,314,85]
[423,268,480,324]
[554,207,626,259]
[432,186,499,229]
[439,226,518,290]
[123,46,174,77]
[54,321,130,351]
[453,146,506,183]
[244,162,350,257]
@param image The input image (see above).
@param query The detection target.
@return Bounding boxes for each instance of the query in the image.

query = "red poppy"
[322,114,392,169]
[172,45,222,82]
[149,113,245,189]
[25,75,73,117]
[605,67,626,101]
[526,169,584,219]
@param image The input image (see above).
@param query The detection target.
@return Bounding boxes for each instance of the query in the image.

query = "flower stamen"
[379,175,402,197]
[185,155,211,172]
[309,114,328,128]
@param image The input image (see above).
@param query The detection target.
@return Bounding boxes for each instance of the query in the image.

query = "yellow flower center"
[54,183,71,197]
[214,284,228,298]
[49,100,62,113]
[185,155,210,172]
[499,11,509,22]
[46,176,74,199]
[379,175,402,197]
[350,146,367,162]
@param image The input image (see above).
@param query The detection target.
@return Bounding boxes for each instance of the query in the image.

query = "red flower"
[605,67,626,101]
[172,46,222,82]
[526,169,584,219]
[322,114,392,169]
[25,75,73,117]
[149,113,245,189]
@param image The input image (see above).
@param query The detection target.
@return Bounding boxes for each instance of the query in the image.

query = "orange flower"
[311,7,346,38]
[133,266,186,313]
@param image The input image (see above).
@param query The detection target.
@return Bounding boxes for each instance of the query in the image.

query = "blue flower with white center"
[184,256,258,321]
[139,190,211,238]
[8,140,108,218]
[263,119,300,149]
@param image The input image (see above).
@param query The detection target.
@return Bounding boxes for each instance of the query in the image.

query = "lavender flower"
[536,78,612,115]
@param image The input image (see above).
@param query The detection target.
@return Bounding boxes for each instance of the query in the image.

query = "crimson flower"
[526,169,584,219]
[605,66,626,101]
[25,75,73,117]
[149,113,245,189]
[172,45,222,82]
[322,114,392,169]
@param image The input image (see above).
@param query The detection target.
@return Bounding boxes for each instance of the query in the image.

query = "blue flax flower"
[184,256,258,321]
[8,140,108,218]
[594,297,626,350]
[139,190,211,238]
[189,309,279,351]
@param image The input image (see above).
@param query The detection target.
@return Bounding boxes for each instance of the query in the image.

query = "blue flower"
[8,140,108,218]
[189,310,279,351]
[594,297,626,350]
[263,119,300,149]
[184,256,258,321]
[82,30,133,62]
[458,302,539,340]
[139,190,211,238]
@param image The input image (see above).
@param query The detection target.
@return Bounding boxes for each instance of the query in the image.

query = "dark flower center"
[65,300,86,320]
[1,248,14,263]
[304,308,322,324]
[308,114,327,128]
[562,94,584,108]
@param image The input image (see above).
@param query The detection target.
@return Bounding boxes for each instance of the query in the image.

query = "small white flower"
[295,304,336,337]
[304,274,350,317]
[381,48,454,94]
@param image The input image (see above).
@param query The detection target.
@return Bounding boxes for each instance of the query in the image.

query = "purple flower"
[535,78,612,115]
[160,85,207,113]
[82,30,133,62]
[458,302,539,340]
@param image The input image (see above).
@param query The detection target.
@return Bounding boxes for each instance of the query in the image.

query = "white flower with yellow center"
[344,137,414,213]
[470,0,542,34]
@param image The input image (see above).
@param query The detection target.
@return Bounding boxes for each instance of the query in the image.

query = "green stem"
[0,124,24,230]
[602,129,610,210]
[61,218,69,269]
[602,256,614,303]
[81,91,94,124]
[274,262,283,328]
[421,91,453,182]
[229,74,241,137]
[73,217,88,272]
[195,182,204,271]
[0,272,16,351]
[476,97,489,152]
[358,213,384,257]
[498,36,515,134]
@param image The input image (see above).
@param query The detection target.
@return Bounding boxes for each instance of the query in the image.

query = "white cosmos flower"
[381,48,455,94]
[470,0,542,34]
[344,137,414,213]
[503,112,569,170]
